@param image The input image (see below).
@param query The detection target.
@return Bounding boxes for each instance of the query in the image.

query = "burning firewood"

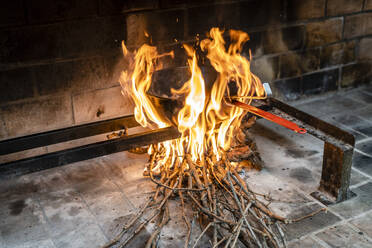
[101,27,322,248]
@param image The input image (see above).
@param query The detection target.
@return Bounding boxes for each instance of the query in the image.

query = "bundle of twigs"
[102,145,293,248]
[102,115,327,248]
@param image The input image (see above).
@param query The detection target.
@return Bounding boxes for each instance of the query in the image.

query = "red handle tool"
[231,100,307,134]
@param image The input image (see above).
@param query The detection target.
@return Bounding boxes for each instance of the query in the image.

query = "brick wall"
[0,0,371,140]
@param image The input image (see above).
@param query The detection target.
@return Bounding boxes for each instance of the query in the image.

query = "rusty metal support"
[0,124,180,179]
[318,142,354,202]
[267,98,355,204]
[0,115,139,155]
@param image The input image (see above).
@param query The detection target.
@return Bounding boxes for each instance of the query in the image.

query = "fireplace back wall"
[0,0,371,140]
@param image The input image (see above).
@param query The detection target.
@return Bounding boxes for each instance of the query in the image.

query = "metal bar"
[0,115,139,155]
[0,126,181,179]
[269,98,355,146]
[266,98,355,203]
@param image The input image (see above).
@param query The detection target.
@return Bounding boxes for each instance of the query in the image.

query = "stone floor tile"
[251,120,323,168]
[292,102,326,117]
[355,106,372,123]
[0,235,5,247]
[285,210,341,241]
[0,177,40,202]
[327,113,372,137]
[0,197,49,247]
[350,168,370,186]
[101,152,156,209]
[353,153,372,177]
[315,224,372,248]
[350,211,372,238]
[11,239,56,248]
[76,179,133,239]
[349,129,369,142]
[62,160,108,188]
[243,170,316,219]
[353,141,372,176]
[294,96,361,117]
[21,167,70,194]
[52,222,106,248]
[357,140,372,154]
[330,182,372,218]
[321,115,368,142]
[262,155,323,195]
[345,90,372,104]
[363,84,372,92]
[288,236,325,248]
[37,189,101,240]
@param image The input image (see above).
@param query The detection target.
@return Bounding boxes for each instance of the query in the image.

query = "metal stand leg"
[319,142,354,202]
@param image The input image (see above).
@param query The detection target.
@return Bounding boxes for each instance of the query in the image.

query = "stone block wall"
[0,0,371,140]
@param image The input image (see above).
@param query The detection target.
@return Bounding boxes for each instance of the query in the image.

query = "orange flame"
[120,28,265,168]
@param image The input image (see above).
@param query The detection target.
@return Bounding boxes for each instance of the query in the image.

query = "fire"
[120,27,266,168]
[114,28,291,248]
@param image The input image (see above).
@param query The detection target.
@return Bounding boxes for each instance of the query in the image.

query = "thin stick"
[275,222,287,248]
[102,197,153,248]
[290,207,326,223]
[248,208,280,248]
[119,209,160,248]
[231,221,243,248]
[145,202,170,248]
[212,184,218,247]
[227,172,262,248]
[186,217,195,248]
[191,222,213,248]
[187,192,236,225]
[231,172,286,222]
[212,237,227,248]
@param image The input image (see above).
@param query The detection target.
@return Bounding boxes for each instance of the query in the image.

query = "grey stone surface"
[37,188,107,248]
[327,113,372,138]
[330,182,372,218]
[285,210,341,241]
[350,211,372,238]
[10,239,56,248]
[72,86,133,124]
[323,114,368,141]
[34,57,110,96]
[355,106,372,123]
[251,120,323,168]
[345,90,372,104]
[315,224,372,247]
[0,95,74,138]
[103,152,156,209]
[353,141,372,176]
[0,115,7,140]
[294,95,361,117]
[0,197,49,247]
[350,168,370,186]
[288,236,324,248]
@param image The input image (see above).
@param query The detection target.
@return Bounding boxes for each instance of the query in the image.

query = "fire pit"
[0,27,356,248]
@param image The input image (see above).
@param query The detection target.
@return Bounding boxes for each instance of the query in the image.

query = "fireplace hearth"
[1,0,372,247]
[1,87,372,247]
